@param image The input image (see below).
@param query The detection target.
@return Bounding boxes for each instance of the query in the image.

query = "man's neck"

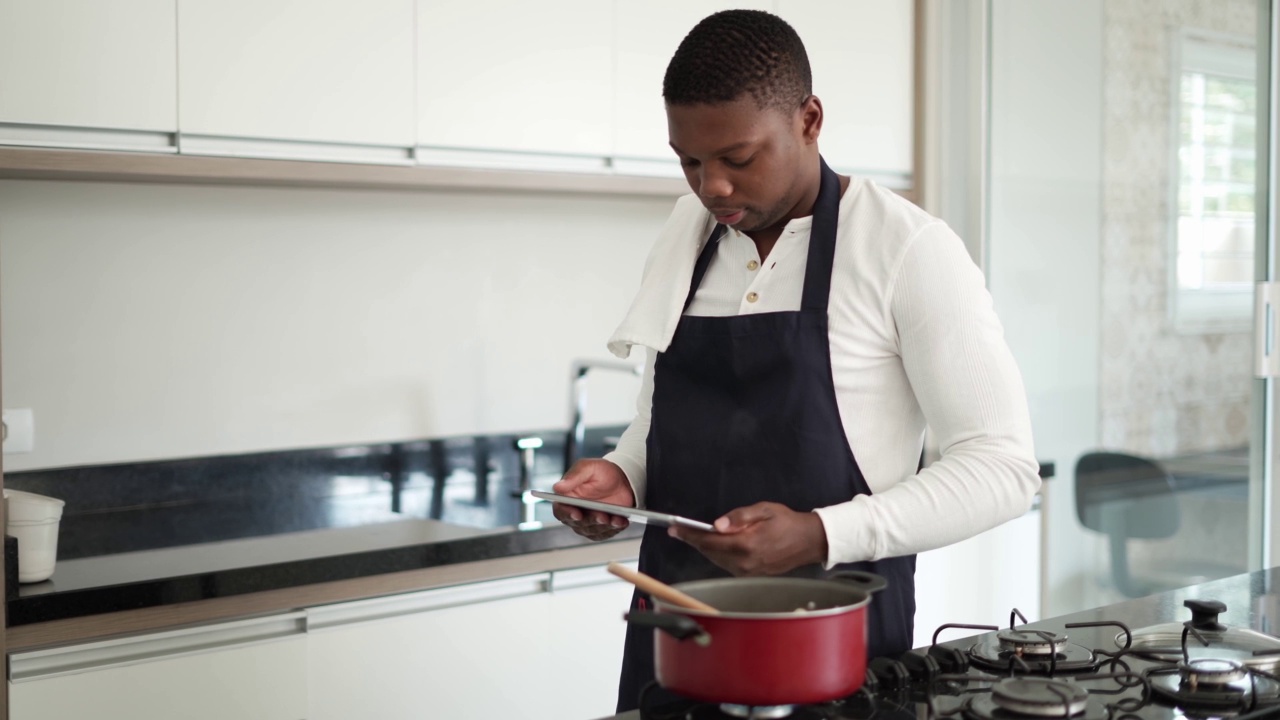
[744,170,849,262]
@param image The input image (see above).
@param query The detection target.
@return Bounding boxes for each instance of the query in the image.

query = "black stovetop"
[608,567,1280,720]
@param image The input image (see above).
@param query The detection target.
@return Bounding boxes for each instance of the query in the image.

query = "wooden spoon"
[607,562,720,615]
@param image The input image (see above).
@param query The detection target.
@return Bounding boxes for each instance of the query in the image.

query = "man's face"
[666,94,819,233]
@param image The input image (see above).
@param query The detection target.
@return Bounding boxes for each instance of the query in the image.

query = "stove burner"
[968,637,1100,675]
[962,678,1109,720]
[720,705,795,719]
[636,682,887,720]
[993,679,1087,716]
[1147,663,1280,712]
[998,629,1068,656]
[1180,659,1248,688]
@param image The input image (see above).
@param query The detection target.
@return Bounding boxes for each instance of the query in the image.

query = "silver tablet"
[530,491,717,532]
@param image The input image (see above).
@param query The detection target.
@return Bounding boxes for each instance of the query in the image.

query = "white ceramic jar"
[4,489,65,583]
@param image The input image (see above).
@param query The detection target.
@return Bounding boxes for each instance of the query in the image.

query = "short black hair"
[663,9,812,112]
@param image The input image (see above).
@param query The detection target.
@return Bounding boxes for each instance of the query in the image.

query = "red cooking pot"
[624,571,887,707]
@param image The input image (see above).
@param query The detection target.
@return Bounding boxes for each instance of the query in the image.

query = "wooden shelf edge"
[0,146,690,198]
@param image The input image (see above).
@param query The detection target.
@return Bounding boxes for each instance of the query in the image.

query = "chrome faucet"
[564,358,643,471]
[512,436,544,531]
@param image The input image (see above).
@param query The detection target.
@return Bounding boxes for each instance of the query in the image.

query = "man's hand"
[669,502,829,576]
[550,459,636,541]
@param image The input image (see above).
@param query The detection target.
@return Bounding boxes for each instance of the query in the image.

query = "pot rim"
[655,576,874,620]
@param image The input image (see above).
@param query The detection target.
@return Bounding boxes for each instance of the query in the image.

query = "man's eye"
[680,158,700,169]
[724,156,754,169]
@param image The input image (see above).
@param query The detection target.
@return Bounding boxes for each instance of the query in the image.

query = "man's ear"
[799,95,823,145]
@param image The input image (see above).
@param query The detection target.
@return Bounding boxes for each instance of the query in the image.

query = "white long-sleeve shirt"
[603,177,1041,568]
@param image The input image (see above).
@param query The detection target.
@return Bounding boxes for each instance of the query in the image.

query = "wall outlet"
[2,409,34,454]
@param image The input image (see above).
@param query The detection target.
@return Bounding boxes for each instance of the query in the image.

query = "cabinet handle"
[11,611,306,682]
[306,573,551,630]
[550,561,637,592]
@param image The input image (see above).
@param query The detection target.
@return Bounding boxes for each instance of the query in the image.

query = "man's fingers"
[715,502,775,532]
[552,472,588,495]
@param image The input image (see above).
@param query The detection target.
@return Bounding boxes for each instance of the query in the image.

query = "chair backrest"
[1074,451,1180,540]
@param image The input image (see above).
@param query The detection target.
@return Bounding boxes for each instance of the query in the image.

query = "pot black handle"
[625,611,712,646]
[830,570,888,595]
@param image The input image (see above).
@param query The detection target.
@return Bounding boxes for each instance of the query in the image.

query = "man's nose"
[698,165,733,199]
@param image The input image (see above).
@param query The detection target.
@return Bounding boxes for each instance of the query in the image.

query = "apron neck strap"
[683,225,726,311]
[799,158,841,313]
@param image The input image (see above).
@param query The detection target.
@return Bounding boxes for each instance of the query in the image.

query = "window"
[1170,30,1257,333]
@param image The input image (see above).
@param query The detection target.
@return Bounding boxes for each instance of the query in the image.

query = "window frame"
[1167,27,1257,335]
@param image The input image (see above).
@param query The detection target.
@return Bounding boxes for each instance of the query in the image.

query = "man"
[550,9,1040,712]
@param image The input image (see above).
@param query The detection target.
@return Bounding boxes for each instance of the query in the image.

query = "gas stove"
[633,601,1280,720]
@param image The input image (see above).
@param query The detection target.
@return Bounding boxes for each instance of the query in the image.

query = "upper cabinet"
[776,0,914,181]
[0,1,916,192]
[416,0,613,159]
[613,1,771,168]
[0,0,176,145]
[178,0,415,151]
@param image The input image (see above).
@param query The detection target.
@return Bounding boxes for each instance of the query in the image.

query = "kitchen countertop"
[598,565,1280,719]
[5,426,645,636]
[9,518,642,627]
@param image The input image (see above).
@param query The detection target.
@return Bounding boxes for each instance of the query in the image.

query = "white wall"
[987,0,1105,617]
[0,181,668,471]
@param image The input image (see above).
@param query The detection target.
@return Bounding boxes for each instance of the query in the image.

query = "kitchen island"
[600,565,1280,719]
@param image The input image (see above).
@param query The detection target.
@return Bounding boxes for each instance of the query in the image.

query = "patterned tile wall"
[1100,0,1257,457]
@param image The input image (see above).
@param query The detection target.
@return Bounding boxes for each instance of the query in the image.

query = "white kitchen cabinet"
[9,613,308,720]
[545,565,636,719]
[307,566,634,720]
[178,0,415,155]
[0,0,176,149]
[415,0,613,161]
[774,0,915,183]
[613,1,772,172]
[308,574,553,720]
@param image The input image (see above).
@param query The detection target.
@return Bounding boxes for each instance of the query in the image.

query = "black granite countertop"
[5,426,641,627]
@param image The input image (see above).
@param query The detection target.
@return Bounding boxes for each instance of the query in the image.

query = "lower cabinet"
[306,565,634,720]
[7,562,637,720]
[9,614,309,720]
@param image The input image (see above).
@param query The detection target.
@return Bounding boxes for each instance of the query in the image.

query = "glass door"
[983,0,1276,616]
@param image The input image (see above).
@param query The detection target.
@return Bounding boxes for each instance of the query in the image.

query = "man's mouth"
[712,209,746,226]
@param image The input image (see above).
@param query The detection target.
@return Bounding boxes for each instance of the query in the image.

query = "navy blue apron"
[616,159,917,712]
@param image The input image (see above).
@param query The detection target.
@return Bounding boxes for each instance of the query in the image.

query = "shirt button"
[747,260,759,271]
[746,292,759,303]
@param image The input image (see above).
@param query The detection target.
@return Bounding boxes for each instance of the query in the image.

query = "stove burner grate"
[932,672,1142,720]
[965,611,1105,676]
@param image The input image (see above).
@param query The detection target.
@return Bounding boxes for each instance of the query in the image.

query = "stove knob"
[859,667,880,694]
[927,644,970,674]
[869,656,910,688]
[898,650,942,682]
